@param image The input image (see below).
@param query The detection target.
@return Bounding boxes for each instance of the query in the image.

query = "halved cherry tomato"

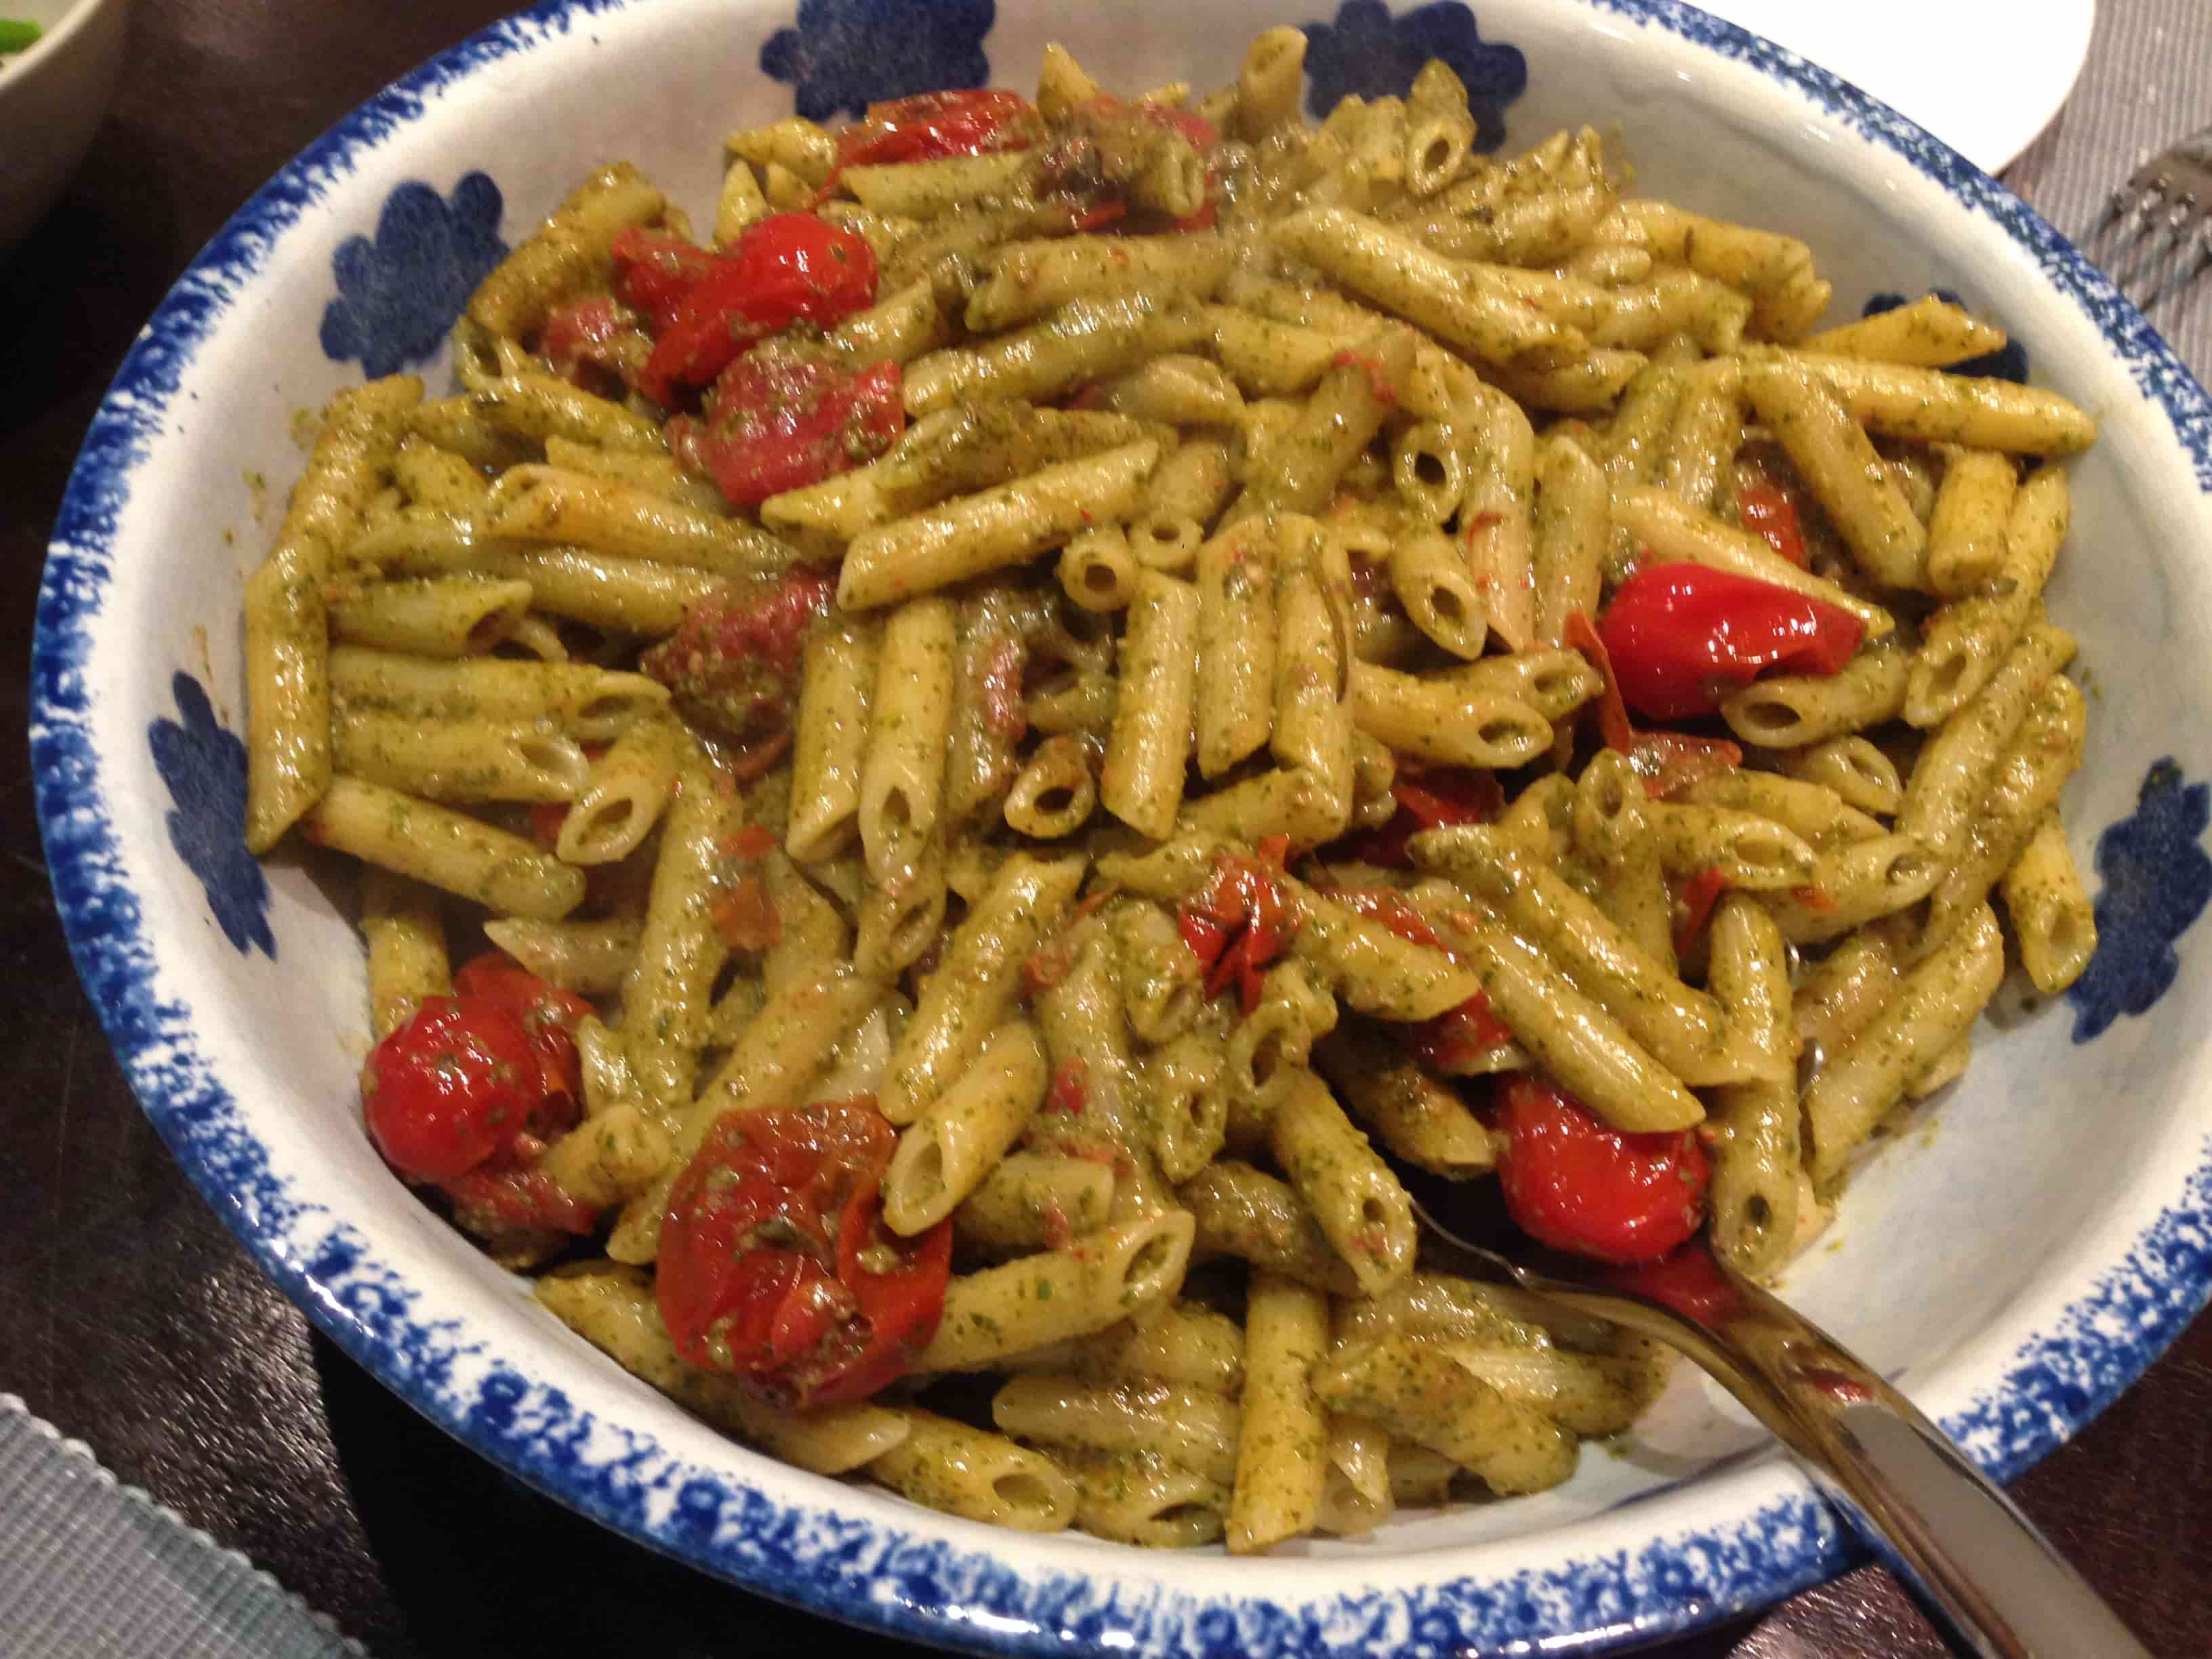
[1176,838,1296,1015]
[1597,562,1865,722]
[361,996,540,1183]
[832,89,1039,177]
[445,1159,602,1237]
[639,213,878,405]
[1496,1076,1710,1264]
[671,339,904,506]
[1737,483,1808,569]
[657,1098,950,1406]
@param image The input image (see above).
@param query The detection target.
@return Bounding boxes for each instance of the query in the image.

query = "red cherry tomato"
[1607,1240,1742,1328]
[671,340,904,505]
[640,562,837,745]
[609,226,718,330]
[1596,562,1866,722]
[1737,483,1809,569]
[657,1098,951,1406]
[361,997,541,1183]
[639,213,879,405]
[1566,608,1747,798]
[537,295,649,394]
[1496,1076,1711,1264]
[1673,867,1731,961]
[453,951,593,1115]
[1176,838,1296,1015]
[833,88,1038,174]
[445,1161,602,1237]
[1330,767,1504,867]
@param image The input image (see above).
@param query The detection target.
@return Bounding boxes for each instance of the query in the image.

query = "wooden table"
[4,3,2208,1654]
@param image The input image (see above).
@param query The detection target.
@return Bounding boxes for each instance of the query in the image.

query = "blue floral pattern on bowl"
[762,0,995,121]
[1862,287,2029,382]
[148,672,274,960]
[319,173,508,378]
[2070,760,2212,1042]
[1301,0,1525,150]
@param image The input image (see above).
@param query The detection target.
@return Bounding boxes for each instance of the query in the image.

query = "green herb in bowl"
[0,19,41,54]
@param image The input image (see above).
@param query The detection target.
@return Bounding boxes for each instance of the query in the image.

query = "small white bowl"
[33,1,2212,1653]
[0,0,130,250]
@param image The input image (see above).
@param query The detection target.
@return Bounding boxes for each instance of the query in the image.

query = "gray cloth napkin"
[0,1396,358,1658]
[10,7,2209,1659]
[2003,0,2212,376]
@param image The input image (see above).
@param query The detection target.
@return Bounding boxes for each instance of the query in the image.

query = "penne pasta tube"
[1743,356,1928,590]
[884,1021,1052,1234]
[869,1409,1080,1532]
[302,777,586,920]
[1801,295,2010,367]
[918,1211,1196,1371]
[1348,661,1553,769]
[2001,811,2098,995]
[839,440,1162,609]
[1103,571,1201,839]
[328,574,531,658]
[359,868,450,1040]
[1806,904,2005,1187]
[1782,352,2096,455]
[1908,466,2070,726]
[333,708,589,804]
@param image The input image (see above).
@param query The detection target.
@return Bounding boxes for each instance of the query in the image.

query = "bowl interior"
[35,0,2212,1650]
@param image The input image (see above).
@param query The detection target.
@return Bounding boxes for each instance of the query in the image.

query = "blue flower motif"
[1862,287,2028,382]
[1301,1,1526,152]
[148,672,274,959]
[761,0,995,122]
[319,173,508,378]
[2068,759,2212,1042]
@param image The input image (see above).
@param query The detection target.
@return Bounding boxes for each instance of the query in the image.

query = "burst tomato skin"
[657,1098,951,1406]
[1496,1076,1710,1265]
[452,952,593,1113]
[361,997,541,1184]
[833,88,1039,174]
[1595,563,1865,721]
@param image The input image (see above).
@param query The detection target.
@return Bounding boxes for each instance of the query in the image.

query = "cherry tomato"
[1565,608,1746,798]
[1410,994,1517,1073]
[1596,563,1866,722]
[361,997,540,1183]
[671,339,904,505]
[711,875,779,952]
[537,295,649,394]
[1330,767,1504,867]
[1608,1240,1742,1328]
[1496,1076,1711,1264]
[640,562,837,745]
[833,88,1038,174]
[639,213,878,405]
[609,226,718,330]
[657,1098,951,1406]
[453,951,593,1115]
[445,1160,602,1237]
[1176,838,1296,1015]
[1737,483,1808,568]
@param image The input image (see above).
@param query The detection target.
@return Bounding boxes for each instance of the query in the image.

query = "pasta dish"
[239,28,2099,1550]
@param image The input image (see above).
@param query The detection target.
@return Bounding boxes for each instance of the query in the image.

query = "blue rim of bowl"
[29,0,2212,1651]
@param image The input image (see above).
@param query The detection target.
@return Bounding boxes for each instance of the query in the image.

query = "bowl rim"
[0,0,125,96]
[30,0,2212,1652]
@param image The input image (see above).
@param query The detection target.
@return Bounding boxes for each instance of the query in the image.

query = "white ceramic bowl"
[0,0,129,250]
[34,1,2212,1652]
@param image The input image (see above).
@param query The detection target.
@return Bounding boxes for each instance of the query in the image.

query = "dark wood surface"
[3,4,2208,1654]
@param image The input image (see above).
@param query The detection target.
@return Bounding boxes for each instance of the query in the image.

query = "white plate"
[1696,0,2095,172]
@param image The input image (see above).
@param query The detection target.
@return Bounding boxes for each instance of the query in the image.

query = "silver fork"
[2084,120,2212,316]
[1408,1197,2158,1659]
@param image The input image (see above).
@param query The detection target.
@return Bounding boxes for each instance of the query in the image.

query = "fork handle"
[1795,1397,2156,1659]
